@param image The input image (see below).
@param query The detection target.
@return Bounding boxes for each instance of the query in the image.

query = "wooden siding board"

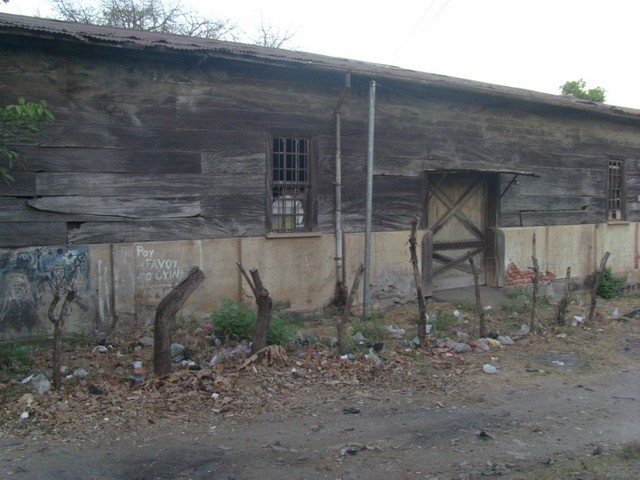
[67,218,265,244]
[200,194,266,235]
[0,173,36,197]
[67,219,205,244]
[201,153,266,175]
[21,147,202,173]
[0,222,67,247]
[28,196,201,218]
[36,173,209,196]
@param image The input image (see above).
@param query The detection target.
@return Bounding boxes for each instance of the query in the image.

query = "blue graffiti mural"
[0,246,89,333]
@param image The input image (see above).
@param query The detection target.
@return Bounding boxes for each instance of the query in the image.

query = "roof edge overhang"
[1,12,640,122]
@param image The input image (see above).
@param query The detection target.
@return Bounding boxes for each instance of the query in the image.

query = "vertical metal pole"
[363,80,376,318]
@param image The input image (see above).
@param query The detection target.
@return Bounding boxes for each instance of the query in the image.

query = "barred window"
[270,137,312,232]
[607,159,625,220]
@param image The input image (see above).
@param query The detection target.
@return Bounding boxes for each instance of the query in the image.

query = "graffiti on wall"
[0,247,89,333]
[135,245,186,285]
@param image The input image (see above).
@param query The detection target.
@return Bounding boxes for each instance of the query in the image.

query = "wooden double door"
[424,172,499,292]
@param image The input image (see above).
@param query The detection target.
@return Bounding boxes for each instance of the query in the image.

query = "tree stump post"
[237,263,273,355]
[48,289,77,390]
[556,266,571,325]
[153,266,205,376]
[588,251,611,323]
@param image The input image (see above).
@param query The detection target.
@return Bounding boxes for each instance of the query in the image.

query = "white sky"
[3,0,639,109]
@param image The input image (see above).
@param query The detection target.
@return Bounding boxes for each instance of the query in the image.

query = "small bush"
[211,301,257,342]
[267,315,297,345]
[597,267,625,299]
[211,300,297,346]
[0,343,34,370]
[620,441,640,460]
[350,315,387,342]
[501,286,551,314]
[431,308,458,335]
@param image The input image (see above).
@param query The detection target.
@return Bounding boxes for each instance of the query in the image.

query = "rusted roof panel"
[1,12,639,120]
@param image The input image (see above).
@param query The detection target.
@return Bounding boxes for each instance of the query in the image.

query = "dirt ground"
[1,289,640,479]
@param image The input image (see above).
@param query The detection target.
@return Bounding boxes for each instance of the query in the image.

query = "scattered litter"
[340,354,356,361]
[92,345,109,354]
[497,336,514,345]
[482,364,498,374]
[386,325,406,338]
[209,344,251,366]
[138,336,154,347]
[456,330,470,340]
[343,406,361,414]
[364,348,382,365]
[551,360,565,366]
[572,315,586,327]
[556,333,567,339]
[352,331,366,342]
[447,341,471,353]
[73,368,89,378]
[518,324,530,335]
[476,430,493,440]
[88,385,104,395]
[20,411,29,420]
[474,338,491,352]
[31,372,51,395]
[453,309,461,318]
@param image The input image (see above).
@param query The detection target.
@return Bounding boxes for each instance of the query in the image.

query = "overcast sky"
[3,0,639,109]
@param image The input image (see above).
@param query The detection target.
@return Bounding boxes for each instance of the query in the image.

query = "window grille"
[271,137,310,232]
[607,159,624,220]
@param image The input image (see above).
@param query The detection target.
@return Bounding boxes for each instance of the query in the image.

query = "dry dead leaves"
[0,327,475,443]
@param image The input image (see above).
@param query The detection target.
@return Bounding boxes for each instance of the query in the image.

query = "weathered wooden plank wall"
[1,38,640,248]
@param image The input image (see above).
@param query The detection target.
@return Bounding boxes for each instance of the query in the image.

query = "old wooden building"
[1,13,640,338]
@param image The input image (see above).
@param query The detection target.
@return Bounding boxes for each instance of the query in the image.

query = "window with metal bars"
[270,137,312,232]
[607,159,625,220]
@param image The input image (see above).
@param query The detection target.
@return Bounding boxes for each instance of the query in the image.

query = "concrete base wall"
[0,231,417,340]
[3,223,638,340]
[500,222,640,292]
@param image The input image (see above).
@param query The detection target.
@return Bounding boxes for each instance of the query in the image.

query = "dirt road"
[3,365,639,479]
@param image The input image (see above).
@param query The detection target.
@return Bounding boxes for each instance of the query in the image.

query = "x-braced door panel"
[427,173,487,290]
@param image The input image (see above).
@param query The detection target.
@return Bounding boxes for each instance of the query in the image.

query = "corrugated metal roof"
[1,12,639,119]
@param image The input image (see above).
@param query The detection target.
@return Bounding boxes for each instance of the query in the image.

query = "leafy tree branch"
[0,98,55,183]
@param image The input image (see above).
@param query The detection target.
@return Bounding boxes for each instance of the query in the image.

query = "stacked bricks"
[505,262,557,286]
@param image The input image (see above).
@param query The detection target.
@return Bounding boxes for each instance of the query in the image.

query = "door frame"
[421,170,502,295]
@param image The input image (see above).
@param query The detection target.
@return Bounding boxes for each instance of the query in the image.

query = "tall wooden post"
[529,233,540,334]
[338,264,364,355]
[410,219,428,343]
[469,252,486,338]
